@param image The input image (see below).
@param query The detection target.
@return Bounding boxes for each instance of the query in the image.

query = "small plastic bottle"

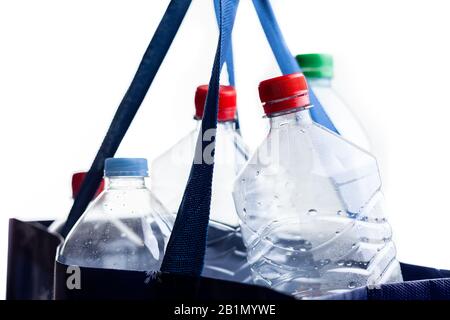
[57,158,173,271]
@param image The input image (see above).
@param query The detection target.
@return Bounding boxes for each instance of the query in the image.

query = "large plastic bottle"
[58,158,173,271]
[151,85,251,282]
[48,172,105,234]
[296,53,371,151]
[233,73,402,298]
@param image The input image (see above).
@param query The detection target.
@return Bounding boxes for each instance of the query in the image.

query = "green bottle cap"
[295,53,334,79]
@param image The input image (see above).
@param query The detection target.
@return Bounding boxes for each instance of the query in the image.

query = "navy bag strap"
[213,0,235,87]
[60,0,193,237]
[213,0,240,132]
[252,0,339,134]
[160,0,239,276]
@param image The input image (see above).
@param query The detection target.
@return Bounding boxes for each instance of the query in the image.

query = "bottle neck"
[269,108,313,129]
[106,176,146,189]
[194,118,236,130]
[308,77,332,88]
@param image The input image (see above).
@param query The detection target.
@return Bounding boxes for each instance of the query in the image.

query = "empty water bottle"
[233,73,402,298]
[296,53,371,151]
[48,172,105,234]
[57,158,173,271]
[151,85,251,282]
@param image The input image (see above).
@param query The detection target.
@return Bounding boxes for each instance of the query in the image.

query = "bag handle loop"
[60,0,193,237]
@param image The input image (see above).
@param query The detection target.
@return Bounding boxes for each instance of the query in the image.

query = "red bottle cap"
[72,172,105,199]
[258,73,310,116]
[194,85,237,122]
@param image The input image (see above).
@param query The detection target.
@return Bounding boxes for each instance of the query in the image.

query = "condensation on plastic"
[58,177,174,272]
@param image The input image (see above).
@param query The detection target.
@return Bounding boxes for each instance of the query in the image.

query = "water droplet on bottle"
[361,237,369,243]
[358,261,367,269]
[300,247,307,252]
[351,243,357,249]
[243,208,247,214]
[255,170,260,176]
[257,202,262,206]
[319,259,330,266]
[336,210,343,216]
[307,209,317,216]
[345,261,353,267]
[348,281,357,289]
[335,230,340,235]
[241,178,246,183]
[274,195,279,199]
[337,260,345,266]
[313,266,319,270]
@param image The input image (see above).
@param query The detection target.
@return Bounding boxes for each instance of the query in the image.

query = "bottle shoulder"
[249,122,376,165]
[62,188,170,236]
[311,86,372,151]
[153,128,199,165]
[235,122,382,218]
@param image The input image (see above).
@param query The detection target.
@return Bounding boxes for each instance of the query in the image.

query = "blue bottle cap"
[104,158,148,177]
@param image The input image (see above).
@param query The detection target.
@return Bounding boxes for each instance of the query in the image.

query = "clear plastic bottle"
[57,158,173,271]
[48,172,105,234]
[296,53,371,151]
[233,73,402,298]
[151,85,251,282]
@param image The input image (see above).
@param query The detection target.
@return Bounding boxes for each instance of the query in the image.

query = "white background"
[1,0,450,298]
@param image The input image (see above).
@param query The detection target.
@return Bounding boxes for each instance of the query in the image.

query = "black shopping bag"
[6,219,62,300]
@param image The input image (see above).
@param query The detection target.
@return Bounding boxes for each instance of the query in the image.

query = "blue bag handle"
[213,0,241,132]
[213,0,235,87]
[60,0,193,237]
[160,0,239,276]
[252,0,339,134]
